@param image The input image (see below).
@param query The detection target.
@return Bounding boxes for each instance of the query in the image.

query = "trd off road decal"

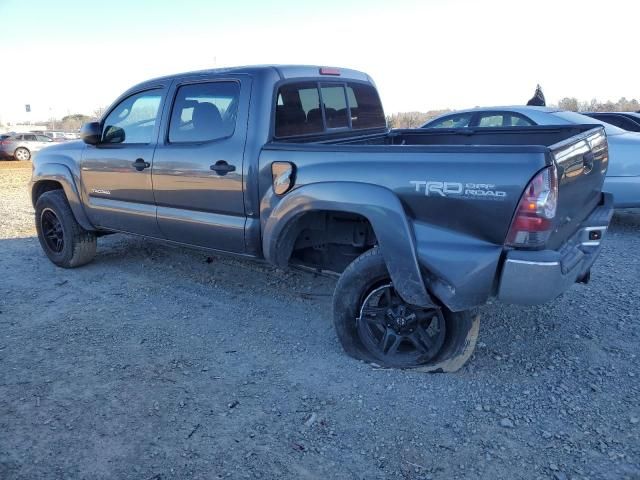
[410,180,506,200]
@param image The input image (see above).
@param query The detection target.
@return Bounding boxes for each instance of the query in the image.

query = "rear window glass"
[321,85,349,128]
[275,82,322,137]
[426,113,473,129]
[346,83,386,130]
[551,111,626,135]
[274,81,385,137]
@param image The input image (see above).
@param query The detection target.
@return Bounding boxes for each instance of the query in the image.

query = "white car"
[423,106,640,208]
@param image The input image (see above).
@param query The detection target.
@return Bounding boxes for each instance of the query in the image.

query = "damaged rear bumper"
[497,193,614,305]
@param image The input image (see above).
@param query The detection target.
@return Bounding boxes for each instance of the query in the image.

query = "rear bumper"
[497,193,614,305]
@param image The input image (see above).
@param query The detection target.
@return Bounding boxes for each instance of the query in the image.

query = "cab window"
[169,82,240,143]
[274,81,385,137]
[102,90,162,144]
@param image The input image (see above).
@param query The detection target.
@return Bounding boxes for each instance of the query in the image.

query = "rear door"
[152,76,250,252]
[80,87,166,236]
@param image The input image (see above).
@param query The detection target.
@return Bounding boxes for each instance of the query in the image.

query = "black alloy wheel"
[356,283,446,367]
[41,208,65,253]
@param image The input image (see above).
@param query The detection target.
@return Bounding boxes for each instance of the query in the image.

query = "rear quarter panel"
[259,145,549,310]
[259,145,547,242]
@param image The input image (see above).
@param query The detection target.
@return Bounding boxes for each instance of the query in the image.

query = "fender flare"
[262,182,434,307]
[31,163,94,231]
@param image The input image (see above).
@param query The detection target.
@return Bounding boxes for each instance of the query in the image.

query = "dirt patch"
[1,169,639,479]
[0,161,32,170]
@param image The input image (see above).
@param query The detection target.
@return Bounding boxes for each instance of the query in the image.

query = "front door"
[152,77,250,252]
[80,88,166,236]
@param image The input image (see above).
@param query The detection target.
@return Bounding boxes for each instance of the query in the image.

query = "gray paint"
[31,65,613,312]
[261,182,434,307]
[498,194,613,304]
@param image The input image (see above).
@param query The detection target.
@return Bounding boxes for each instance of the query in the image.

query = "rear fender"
[262,182,434,307]
[31,162,94,231]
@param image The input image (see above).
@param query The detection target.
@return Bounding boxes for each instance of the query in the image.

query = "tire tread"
[35,190,96,268]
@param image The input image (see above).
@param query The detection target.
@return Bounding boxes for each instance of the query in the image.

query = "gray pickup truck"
[31,65,613,370]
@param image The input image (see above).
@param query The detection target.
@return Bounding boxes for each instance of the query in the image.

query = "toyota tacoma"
[31,65,613,370]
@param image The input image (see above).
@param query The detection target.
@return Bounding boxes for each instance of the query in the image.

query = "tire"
[14,147,30,161]
[35,190,97,268]
[333,247,477,370]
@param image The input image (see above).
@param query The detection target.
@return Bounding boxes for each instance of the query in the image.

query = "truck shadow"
[610,208,640,230]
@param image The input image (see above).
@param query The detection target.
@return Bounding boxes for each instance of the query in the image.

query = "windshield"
[550,111,626,135]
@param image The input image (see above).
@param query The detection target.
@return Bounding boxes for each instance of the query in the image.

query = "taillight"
[506,166,558,248]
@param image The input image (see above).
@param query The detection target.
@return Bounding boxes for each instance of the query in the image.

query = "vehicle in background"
[583,112,640,132]
[30,65,613,371]
[422,107,640,208]
[63,132,79,140]
[0,133,53,160]
[42,131,69,142]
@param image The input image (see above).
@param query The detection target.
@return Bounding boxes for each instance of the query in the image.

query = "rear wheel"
[333,247,478,370]
[14,147,30,161]
[35,190,97,268]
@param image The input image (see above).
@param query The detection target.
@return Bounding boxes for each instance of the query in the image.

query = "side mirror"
[80,122,101,145]
[103,126,125,144]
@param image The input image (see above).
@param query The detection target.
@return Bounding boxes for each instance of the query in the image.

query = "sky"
[0,0,638,124]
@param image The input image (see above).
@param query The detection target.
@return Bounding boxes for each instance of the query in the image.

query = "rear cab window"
[274,80,385,138]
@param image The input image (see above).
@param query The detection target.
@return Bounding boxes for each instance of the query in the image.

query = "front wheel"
[35,190,97,268]
[333,247,479,370]
[14,147,30,161]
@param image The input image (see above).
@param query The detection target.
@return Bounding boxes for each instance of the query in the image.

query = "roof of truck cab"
[132,65,372,89]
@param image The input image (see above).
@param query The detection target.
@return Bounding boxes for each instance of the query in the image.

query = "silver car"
[0,133,54,161]
[422,106,640,208]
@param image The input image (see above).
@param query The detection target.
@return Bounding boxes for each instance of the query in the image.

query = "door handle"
[210,160,236,175]
[132,158,150,171]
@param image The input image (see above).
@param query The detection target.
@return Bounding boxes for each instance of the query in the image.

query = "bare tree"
[387,110,451,129]
[92,106,106,120]
[557,97,579,112]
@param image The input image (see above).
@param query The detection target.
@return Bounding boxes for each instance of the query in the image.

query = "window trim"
[99,87,164,147]
[271,77,387,140]
[165,78,242,146]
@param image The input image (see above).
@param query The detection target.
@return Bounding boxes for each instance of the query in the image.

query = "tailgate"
[547,126,608,249]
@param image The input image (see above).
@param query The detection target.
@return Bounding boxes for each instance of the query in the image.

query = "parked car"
[42,131,69,142]
[422,106,640,208]
[30,66,613,370]
[582,112,640,132]
[0,133,54,160]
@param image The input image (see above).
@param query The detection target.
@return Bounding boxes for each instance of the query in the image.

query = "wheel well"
[286,211,377,273]
[32,180,63,207]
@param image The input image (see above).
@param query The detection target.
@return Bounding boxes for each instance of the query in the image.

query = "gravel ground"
[0,164,638,480]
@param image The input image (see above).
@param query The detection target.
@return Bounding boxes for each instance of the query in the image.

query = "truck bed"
[265,124,608,249]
